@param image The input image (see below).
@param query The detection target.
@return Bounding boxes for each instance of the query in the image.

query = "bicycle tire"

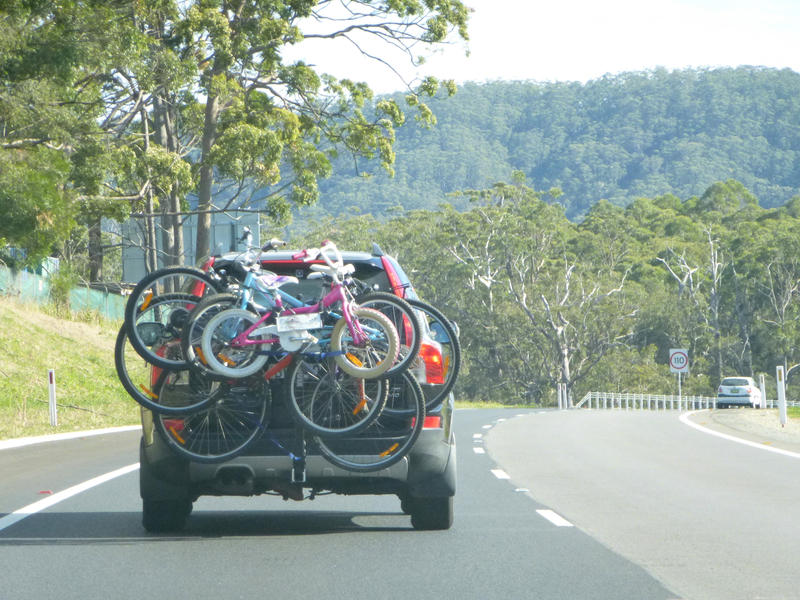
[153,372,270,463]
[354,292,421,377]
[181,292,246,379]
[199,307,274,378]
[406,298,462,411]
[125,266,222,369]
[114,326,218,415]
[286,355,389,437]
[314,370,425,473]
[330,306,400,379]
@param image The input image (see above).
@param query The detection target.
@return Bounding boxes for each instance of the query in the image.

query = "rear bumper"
[141,394,456,500]
[716,396,756,406]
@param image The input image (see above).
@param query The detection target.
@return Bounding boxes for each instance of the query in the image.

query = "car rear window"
[260,261,391,302]
[721,378,749,386]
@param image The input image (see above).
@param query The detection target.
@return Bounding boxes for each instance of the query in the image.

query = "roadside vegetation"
[0,296,138,439]
[297,178,800,406]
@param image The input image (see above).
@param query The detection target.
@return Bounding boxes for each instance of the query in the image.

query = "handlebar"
[292,241,343,269]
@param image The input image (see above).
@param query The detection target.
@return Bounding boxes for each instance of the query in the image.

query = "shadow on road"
[0,509,413,544]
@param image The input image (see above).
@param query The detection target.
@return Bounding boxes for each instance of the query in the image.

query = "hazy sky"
[285,0,800,93]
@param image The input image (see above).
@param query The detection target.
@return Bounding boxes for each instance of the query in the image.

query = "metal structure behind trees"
[121,210,260,283]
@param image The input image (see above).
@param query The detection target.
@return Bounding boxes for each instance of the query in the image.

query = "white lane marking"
[0,463,140,533]
[473,433,483,440]
[679,411,800,460]
[537,509,574,527]
[0,426,141,451]
[482,425,492,429]
[473,447,486,454]
[491,468,510,479]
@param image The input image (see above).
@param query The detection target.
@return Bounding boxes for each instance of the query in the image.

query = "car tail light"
[200,256,215,272]
[191,259,212,296]
[419,342,445,385]
[162,418,185,432]
[162,418,186,444]
[380,256,407,299]
[411,415,443,429]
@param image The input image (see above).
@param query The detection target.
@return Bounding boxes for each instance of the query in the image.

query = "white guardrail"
[575,392,800,411]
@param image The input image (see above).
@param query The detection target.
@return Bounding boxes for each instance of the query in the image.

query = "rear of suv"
[138,245,457,532]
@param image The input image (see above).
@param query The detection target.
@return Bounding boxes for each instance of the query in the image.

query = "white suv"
[717,376,762,408]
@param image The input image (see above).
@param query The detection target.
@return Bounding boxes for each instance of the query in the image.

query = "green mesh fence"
[0,266,126,321]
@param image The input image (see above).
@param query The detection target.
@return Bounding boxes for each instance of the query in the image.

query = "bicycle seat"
[309,263,355,279]
[257,272,299,289]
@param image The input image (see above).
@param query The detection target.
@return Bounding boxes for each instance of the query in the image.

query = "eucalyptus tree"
[0,1,128,266]
[2,0,470,277]
[136,0,470,263]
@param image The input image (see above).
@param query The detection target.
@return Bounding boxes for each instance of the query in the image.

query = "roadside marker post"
[758,374,766,409]
[48,369,57,427]
[776,366,787,427]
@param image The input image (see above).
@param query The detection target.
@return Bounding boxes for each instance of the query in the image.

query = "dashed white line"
[482,425,492,430]
[491,468,510,479]
[0,463,139,533]
[473,447,486,454]
[473,433,483,440]
[537,509,574,527]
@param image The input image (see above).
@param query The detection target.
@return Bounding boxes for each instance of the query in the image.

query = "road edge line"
[0,463,140,533]
[679,411,800,460]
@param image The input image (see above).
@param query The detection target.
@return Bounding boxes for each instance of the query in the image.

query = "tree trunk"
[88,216,102,282]
[153,95,184,266]
[195,92,221,264]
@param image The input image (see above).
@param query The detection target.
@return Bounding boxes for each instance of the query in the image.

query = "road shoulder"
[684,408,800,454]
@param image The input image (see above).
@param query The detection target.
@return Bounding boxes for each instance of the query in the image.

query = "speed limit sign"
[669,348,689,373]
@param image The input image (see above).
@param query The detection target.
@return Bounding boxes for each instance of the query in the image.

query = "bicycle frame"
[227,275,368,350]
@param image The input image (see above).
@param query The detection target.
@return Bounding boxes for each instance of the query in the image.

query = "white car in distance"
[716,376,762,408]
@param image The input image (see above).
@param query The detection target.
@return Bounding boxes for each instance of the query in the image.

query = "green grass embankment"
[0,296,139,439]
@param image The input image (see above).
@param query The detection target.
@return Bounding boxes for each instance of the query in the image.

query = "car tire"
[410,496,453,530]
[142,499,192,533]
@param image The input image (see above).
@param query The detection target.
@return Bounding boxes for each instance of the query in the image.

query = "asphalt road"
[486,410,800,600]
[0,409,678,600]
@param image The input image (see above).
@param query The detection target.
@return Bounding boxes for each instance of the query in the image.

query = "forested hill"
[312,66,800,221]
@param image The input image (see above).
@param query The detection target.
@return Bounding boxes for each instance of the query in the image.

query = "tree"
[2,1,470,277]
[133,0,469,263]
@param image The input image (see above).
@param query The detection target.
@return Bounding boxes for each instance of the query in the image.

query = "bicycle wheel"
[354,292,421,377]
[114,326,218,415]
[125,266,222,369]
[153,373,270,463]
[330,306,399,379]
[406,299,462,411]
[181,292,244,378]
[200,307,275,378]
[315,370,425,473]
[286,355,388,437]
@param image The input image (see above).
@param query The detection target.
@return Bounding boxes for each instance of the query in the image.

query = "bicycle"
[152,354,425,471]
[198,241,402,381]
